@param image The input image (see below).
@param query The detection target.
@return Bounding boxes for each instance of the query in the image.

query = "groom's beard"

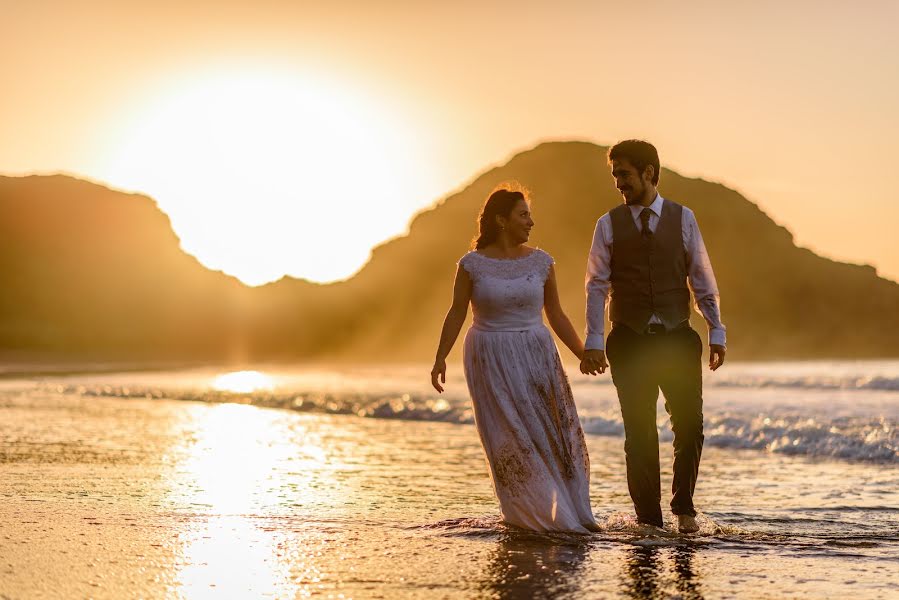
[622,184,644,205]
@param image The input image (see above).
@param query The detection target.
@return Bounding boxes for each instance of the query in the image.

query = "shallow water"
[31,360,899,463]
[1,364,898,598]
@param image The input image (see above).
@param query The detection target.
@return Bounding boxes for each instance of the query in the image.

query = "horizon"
[3,1,898,284]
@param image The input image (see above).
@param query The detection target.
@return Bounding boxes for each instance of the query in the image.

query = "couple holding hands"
[431,140,726,534]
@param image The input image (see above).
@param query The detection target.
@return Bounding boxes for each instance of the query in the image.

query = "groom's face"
[610,159,648,205]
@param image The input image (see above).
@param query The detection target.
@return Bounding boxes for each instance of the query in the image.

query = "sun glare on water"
[211,370,275,394]
[98,65,433,285]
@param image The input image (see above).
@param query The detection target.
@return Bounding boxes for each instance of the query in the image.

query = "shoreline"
[3,354,899,380]
[0,359,209,379]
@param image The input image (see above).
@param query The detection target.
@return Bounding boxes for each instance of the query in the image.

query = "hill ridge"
[2,141,897,362]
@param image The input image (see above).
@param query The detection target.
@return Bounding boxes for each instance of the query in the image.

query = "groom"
[580,140,726,534]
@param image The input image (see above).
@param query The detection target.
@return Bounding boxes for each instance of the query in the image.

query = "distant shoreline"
[2,355,897,381]
[0,356,211,379]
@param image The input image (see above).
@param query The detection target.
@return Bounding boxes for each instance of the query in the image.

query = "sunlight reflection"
[175,403,295,514]
[176,517,290,599]
[170,403,332,597]
[211,370,274,394]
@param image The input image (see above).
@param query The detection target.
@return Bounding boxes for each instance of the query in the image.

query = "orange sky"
[3,0,898,284]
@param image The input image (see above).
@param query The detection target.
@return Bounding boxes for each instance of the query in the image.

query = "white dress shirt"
[585,193,726,351]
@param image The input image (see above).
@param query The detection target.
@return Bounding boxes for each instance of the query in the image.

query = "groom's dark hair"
[608,140,660,185]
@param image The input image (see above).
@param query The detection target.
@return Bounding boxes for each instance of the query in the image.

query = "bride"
[430,185,598,533]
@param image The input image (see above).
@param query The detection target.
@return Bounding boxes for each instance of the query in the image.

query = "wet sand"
[1,388,897,599]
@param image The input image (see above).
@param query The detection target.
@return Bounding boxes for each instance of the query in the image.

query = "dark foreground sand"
[2,387,897,599]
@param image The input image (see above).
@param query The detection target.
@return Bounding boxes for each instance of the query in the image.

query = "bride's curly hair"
[471,183,530,250]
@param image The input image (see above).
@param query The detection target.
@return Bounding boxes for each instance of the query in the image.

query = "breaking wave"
[55,383,898,464]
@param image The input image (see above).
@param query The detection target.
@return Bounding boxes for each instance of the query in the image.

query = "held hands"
[430,359,447,393]
[709,344,726,371]
[579,349,608,376]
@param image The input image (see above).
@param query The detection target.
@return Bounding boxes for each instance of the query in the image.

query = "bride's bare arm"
[543,265,585,360]
[431,265,472,392]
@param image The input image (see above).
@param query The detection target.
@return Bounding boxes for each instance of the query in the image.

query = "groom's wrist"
[584,333,605,351]
[709,328,726,348]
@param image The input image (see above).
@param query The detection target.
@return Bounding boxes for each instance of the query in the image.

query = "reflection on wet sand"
[673,546,703,599]
[624,547,660,599]
[167,403,333,597]
[175,517,289,599]
[480,533,590,599]
[623,545,703,600]
[478,531,706,600]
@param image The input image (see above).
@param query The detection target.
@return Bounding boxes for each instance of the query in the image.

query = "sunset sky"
[3,0,897,284]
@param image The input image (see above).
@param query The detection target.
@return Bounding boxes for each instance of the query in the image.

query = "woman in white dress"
[431,186,598,533]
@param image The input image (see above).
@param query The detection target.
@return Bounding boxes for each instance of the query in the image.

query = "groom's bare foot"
[634,520,667,536]
[677,514,699,534]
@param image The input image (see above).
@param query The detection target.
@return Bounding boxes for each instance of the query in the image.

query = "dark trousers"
[606,323,704,526]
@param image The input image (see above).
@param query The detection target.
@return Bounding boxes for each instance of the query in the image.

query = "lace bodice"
[459,249,554,331]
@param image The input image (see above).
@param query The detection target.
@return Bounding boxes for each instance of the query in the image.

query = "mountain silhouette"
[2,141,897,365]
[0,175,251,363]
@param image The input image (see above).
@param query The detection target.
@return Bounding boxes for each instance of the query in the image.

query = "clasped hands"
[579,349,607,375]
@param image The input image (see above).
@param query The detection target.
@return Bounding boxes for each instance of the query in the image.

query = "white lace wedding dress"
[459,249,597,533]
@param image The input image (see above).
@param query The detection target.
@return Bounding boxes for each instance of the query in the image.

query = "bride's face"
[499,199,534,244]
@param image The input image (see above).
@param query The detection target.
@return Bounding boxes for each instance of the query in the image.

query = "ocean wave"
[686,413,897,463]
[55,384,898,464]
[58,384,477,424]
[704,374,899,392]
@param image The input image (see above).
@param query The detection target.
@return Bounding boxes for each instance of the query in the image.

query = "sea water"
[0,361,896,598]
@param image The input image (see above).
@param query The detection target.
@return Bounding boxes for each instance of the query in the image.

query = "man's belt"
[643,320,690,336]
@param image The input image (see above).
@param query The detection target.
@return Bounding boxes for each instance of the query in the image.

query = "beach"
[1,363,898,599]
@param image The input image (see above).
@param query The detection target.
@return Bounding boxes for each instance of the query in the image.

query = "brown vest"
[609,199,691,333]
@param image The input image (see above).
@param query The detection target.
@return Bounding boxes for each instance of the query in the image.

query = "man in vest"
[580,139,727,534]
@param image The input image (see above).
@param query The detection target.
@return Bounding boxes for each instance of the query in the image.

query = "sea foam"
[57,383,898,464]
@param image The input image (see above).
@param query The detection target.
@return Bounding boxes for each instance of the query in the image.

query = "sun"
[96,65,432,285]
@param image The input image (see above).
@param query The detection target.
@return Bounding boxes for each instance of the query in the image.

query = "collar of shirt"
[627,193,664,220]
